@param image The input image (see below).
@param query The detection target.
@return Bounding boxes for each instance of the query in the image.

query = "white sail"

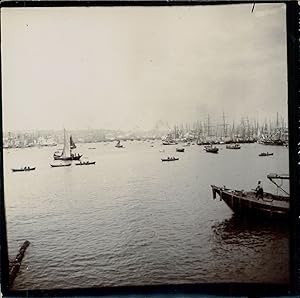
[61,129,71,158]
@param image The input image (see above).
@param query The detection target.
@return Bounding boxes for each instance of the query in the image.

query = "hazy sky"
[1,4,287,131]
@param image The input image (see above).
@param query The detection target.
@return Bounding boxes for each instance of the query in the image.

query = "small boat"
[12,166,36,172]
[205,145,219,153]
[182,143,191,147]
[226,144,241,149]
[53,129,82,160]
[161,157,179,162]
[75,161,96,166]
[259,152,273,157]
[176,148,185,152]
[50,163,72,168]
[211,174,289,219]
[115,140,124,148]
[162,140,178,145]
[88,147,96,150]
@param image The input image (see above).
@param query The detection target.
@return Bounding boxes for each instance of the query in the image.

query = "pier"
[9,240,30,288]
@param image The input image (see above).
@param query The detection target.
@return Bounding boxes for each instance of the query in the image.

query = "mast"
[61,129,71,158]
[207,114,212,137]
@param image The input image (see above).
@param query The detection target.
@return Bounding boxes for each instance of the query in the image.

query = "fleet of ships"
[6,112,290,221]
[3,113,289,149]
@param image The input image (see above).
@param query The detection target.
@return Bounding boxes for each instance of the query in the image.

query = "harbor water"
[4,142,289,290]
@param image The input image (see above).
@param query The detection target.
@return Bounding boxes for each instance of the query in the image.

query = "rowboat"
[50,163,72,168]
[75,161,96,166]
[259,152,273,156]
[226,144,241,149]
[176,148,185,152]
[12,167,36,172]
[161,157,179,162]
[205,145,219,153]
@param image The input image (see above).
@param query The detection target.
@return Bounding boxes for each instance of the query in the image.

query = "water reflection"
[212,214,289,244]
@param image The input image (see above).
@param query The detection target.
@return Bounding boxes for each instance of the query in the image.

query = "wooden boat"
[205,145,219,153]
[182,142,191,147]
[161,157,179,162]
[260,139,285,146]
[50,163,72,168]
[75,161,96,166]
[176,148,185,152]
[53,129,82,160]
[162,139,178,145]
[226,144,241,149]
[259,152,273,157]
[12,167,36,172]
[88,147,96,150]
[211,174,289,219]
[54,153,82,160]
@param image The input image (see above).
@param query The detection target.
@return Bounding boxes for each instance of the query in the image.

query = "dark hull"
[261,140,285,146]
[12,167,36,172]
[226,145,241,149]
[54,154,82,160]
[211,185,289,219]
[75,162,96,165]
[161,158,179,162]
[50,164,72,168]
[176,149,184,152]
[205,149,219,153]
[259,153,273,157]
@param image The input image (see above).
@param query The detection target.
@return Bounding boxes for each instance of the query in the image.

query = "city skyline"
[2,3,287,131]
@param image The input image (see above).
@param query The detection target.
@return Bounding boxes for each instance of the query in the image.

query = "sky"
[1,3,287,132]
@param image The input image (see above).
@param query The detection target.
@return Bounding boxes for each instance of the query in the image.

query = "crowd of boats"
[10,128,281,171]
[9,129,289,221]
[161,135,289,220]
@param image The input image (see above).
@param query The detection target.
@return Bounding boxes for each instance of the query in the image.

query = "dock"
[9,240,30,288]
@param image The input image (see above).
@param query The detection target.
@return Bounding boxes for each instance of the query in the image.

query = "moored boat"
[205,145,219,153]
[161,157,179,162]
[259,152,273,157]
[176,148,185,152]
[162,139,178,145]
[12,166,36,172]
[226,144,241,149]
[75,161,96,166]
[211,174,289,219]
[50,163,72,168]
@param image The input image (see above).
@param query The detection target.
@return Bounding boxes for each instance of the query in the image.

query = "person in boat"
[255,181,263,200]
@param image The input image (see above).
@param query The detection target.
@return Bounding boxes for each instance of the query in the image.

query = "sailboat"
[53,129,82,161]
[70,135,76,149]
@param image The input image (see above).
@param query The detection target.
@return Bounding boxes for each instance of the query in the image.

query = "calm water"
[4,142,289,290]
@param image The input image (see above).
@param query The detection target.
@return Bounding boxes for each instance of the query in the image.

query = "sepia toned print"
[2,3,289,290]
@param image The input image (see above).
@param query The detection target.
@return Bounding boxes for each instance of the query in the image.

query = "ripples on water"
[4,142,289,289]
